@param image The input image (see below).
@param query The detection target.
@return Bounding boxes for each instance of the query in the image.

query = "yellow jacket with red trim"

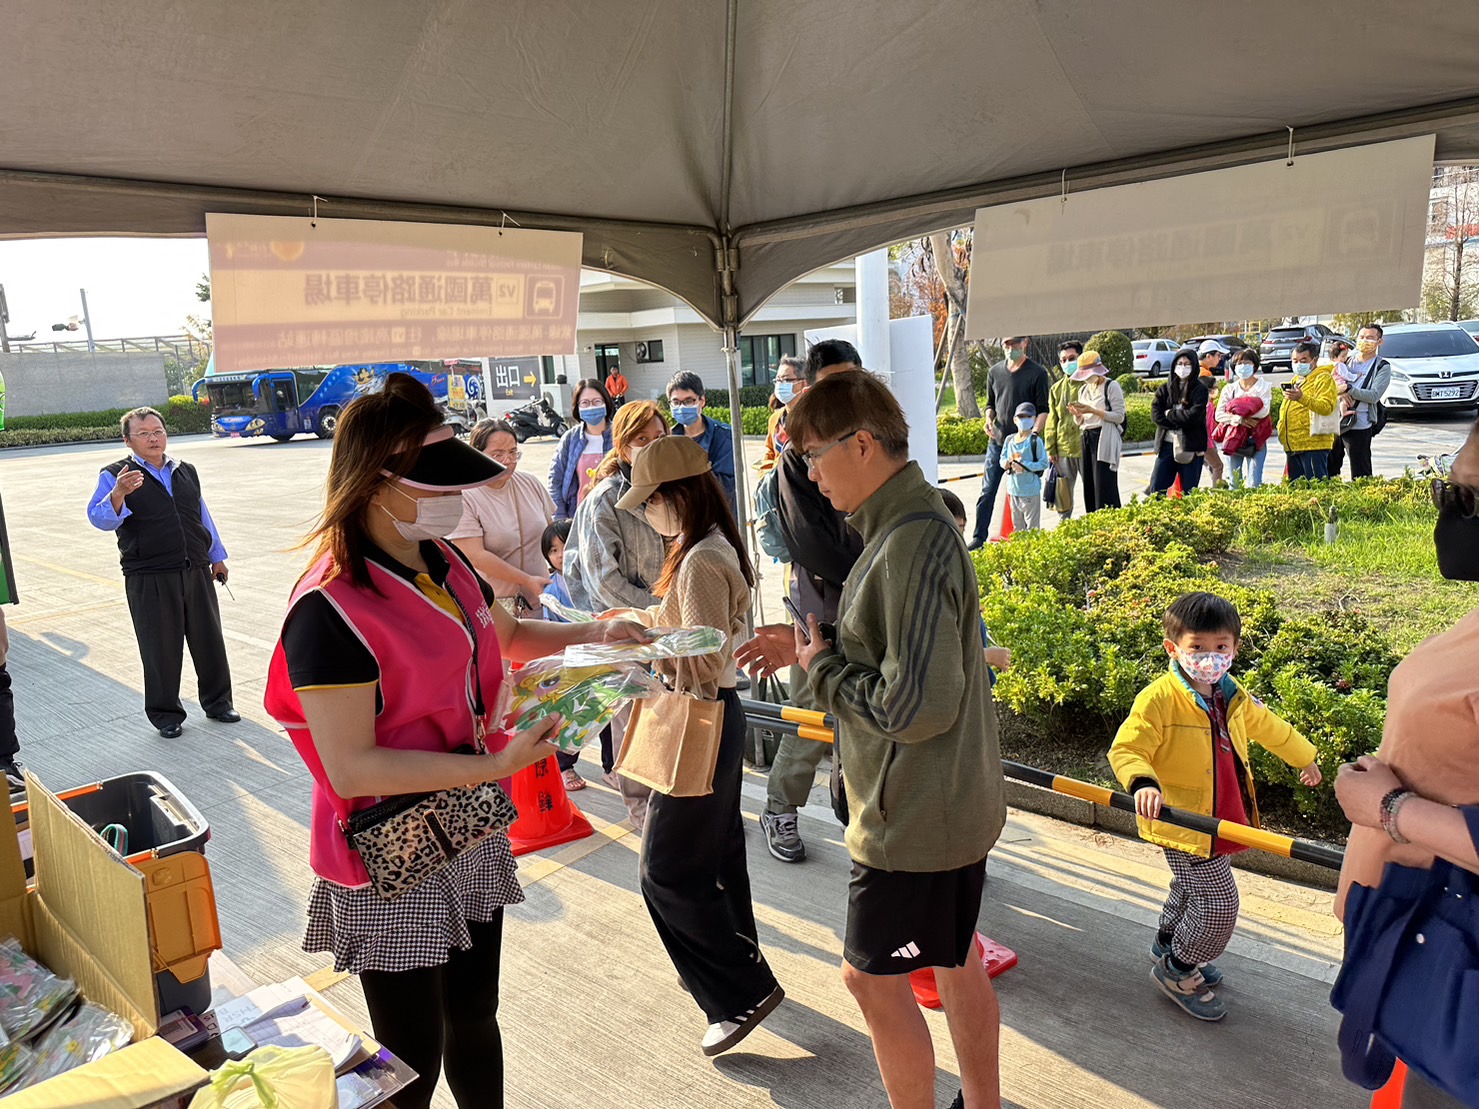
[1108,664,1317,858]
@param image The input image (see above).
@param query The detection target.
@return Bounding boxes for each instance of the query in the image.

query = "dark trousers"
[1329,426,1375,479]
[360,913,505,1109]
[1150,441,1206,494]
[1287,449,1330,482]
[124,569,232,729]
[557,723,615,774]
[969,438,1005,546]
[0,664,16,760]
[641,688,778,1023]
[1079,429,1121,512]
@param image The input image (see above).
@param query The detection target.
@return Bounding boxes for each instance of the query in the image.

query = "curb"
[1004,778,1340,890]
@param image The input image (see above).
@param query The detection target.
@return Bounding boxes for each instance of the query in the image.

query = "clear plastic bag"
[563,626,725,668]
[16,1001,132,1086]
[501,657,666,754]
[0,938,79,1042]
[537,593,596,623]
[0,1041,37,1095]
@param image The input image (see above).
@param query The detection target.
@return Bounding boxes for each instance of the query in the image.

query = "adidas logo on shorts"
[892,942,921,960]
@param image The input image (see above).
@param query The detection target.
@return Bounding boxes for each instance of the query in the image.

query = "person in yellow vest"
[1276,340,1338,481]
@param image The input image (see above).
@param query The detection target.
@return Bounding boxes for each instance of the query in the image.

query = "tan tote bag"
[615,656,724,797]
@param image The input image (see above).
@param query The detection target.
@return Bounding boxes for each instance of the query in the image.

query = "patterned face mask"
[1174,648,1233,684]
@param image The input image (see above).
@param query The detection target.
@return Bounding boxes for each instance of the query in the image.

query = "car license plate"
[228,432,241,438]
[1432,386,1463,400]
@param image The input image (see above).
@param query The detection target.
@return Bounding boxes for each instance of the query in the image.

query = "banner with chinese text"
[207,215,582,373]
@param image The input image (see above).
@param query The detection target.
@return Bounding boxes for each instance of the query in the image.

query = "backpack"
[753,465,791,561]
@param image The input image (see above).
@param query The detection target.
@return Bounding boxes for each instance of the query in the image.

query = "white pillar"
[855,249,891,378]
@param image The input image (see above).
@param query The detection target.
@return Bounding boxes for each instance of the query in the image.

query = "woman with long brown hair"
[263,374,645,1109]
[611,433,784,1057]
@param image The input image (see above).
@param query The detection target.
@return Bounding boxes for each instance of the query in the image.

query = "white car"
[1132,338,1181,377]
[1378,322,1479,414]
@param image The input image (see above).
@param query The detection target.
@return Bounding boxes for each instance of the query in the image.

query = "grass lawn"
[1223,515,1479,653]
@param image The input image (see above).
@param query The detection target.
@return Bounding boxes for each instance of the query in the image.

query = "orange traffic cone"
[989,498,1015,543]
[909,933,1018,1009]
[1169,475,1184,499]
[1370,1061,1408,1108]
[506,755,595,856]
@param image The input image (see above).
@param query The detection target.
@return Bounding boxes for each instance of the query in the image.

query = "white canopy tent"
[5,0,1479,517]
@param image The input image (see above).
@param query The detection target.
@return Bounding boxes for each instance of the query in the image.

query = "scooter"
[506,395,568,442]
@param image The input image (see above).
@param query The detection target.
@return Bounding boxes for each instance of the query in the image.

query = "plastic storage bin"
[18,773,218,1016]
[60,772,210,860]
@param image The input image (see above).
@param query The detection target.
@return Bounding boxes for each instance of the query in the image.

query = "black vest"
[102,458,213,575]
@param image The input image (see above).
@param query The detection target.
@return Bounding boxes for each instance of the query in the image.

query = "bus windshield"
[206,379,265,414]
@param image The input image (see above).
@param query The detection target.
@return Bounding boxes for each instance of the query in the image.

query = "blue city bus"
[195,360,485,441]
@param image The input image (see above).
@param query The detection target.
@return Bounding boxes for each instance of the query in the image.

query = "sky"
[0,238,210,342]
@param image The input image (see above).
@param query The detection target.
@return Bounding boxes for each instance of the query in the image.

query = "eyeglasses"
[1432,479,1478,519]
[488,450,521,464]
[775,376,802,385]
[128,430,166,440]
[801,431,859,471]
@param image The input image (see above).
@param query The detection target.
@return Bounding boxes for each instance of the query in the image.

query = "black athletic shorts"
[843,855,987,975]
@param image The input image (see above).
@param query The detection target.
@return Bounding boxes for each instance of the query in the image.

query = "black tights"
[359,913,505,1109]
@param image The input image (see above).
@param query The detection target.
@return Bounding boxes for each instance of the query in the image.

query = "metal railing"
[738,697,1344,871]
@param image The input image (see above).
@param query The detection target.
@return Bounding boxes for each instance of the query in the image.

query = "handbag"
[1170,430,1195,465]
[1330,859,1479,1101]
[614,656,724,796]
[1042,462,1058,510]
[339,577,518,901]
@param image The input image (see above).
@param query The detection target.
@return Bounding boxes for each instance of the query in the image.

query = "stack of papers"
[213,980,361,1072]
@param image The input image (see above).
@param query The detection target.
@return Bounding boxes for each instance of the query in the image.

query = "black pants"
[1329,426,1375,479]
[360,914,505,1109]
[124,569,233,729]
[1150,441,1206,494]
[1079,430,1121,512]
[0,664,16,760]
[641,687,778,1023]
[556,723,614,774]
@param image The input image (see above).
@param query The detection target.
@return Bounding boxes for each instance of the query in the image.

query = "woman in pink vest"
[264,374,644,1109]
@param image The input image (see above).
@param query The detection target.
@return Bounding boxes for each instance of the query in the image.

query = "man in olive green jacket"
[737,370,1006,1109]
[1043,339,1084,520]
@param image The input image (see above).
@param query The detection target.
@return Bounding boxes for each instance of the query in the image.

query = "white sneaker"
[700,985,785,1056]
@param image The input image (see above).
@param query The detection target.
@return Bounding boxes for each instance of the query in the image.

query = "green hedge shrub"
[704,406,771,436]
[972,480,1442,840]
[1085,330,1134,376]
[1114,373,1140,399]
[3,396,213,438]
[0,427,118,448]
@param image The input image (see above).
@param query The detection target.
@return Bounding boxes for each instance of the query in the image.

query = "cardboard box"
[0,773,207,1106]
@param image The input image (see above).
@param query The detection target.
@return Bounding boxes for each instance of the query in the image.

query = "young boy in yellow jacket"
[1109,592,1323,1021]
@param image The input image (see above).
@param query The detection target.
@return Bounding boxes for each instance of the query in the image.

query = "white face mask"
[1174,365,1193,379]
[381,485,465,541]
[643,499,682,538]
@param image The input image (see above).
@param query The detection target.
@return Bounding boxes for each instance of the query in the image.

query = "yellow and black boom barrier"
[738,697,1344,872]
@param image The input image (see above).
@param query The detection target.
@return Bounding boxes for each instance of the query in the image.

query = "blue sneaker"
[1151,956,1226,1022]
[1152,937,1223,986]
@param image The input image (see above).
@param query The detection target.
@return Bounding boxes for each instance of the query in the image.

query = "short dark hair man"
[1329,323,1392,480]
[86,408,237,737]
[756,338,864,864]
[739,371,1006,1108]
[1044,340,1086,520]
[666,371,736,511]
[969,336,1050,549]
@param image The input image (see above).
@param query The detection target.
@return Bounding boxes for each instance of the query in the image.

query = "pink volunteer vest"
[264,542,506,887]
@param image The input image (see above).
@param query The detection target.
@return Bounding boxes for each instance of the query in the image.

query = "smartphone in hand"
[781,596,811,643]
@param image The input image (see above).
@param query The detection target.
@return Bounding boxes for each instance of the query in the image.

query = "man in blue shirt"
[87,407,237,738]
[666,371,736,515]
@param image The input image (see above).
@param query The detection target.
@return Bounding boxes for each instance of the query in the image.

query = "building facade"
[570,264,857,399]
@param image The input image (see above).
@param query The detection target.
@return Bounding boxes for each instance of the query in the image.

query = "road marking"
[13,553,123,591]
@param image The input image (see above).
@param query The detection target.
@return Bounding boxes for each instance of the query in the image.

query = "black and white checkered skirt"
[303,833,525,974]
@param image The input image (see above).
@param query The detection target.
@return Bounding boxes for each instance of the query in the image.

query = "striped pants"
[1159,850,1240,967]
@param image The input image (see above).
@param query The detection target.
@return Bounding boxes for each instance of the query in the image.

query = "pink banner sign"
[207,214,582,373]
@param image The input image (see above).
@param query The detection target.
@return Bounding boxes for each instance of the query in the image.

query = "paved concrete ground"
[0,419,1468,1107]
